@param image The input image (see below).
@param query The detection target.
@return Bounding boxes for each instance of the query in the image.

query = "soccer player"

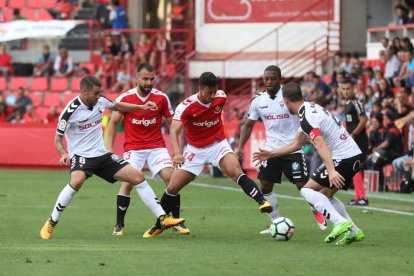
[253,83,365,245]
[340,78,369,206]
[40,75,184,240]
[236,65,327,234]
[143,72,273,237]
[106,63,189,237]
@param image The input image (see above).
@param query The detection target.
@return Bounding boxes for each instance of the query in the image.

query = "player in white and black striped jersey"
[253,83,365,245]
[237,65,327,234]
[40,75,184,240]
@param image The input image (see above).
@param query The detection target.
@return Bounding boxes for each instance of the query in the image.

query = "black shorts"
[311,154,364,190]
[70,152,129,183]
[258,153,309,184]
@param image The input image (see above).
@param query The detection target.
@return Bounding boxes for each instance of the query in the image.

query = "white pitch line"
[191,182,414,217]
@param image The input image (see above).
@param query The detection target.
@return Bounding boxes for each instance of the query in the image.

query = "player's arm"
[165,116,172,128]
[112,101,158,112]
[106,111,123,153]
[253,131,307,163]
[54,133,69,166]
[312,136,345,189]
[351,113,368,138]
[236,118,256,157]
[170,119,185,166]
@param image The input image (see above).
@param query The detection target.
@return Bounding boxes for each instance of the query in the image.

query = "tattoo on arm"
[54,135,66,155]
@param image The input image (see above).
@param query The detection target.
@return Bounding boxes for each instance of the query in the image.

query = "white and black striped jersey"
[298,102,361,159]
[56,96,114,158]
[247,88,301,152]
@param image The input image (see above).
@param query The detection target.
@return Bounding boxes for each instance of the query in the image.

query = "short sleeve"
[162,95,174,118]
[299,106,321,141]
[247,97,259,121]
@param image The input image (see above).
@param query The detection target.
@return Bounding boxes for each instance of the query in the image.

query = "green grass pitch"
[0,169,413,275]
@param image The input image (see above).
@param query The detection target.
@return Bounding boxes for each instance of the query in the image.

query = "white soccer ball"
[270,217,295,241]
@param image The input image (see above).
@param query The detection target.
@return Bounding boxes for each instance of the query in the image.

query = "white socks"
[300,188,347,225]
[264,191,280,221]
[135,180,165,218]
[329,196,359,233]
[51,184,77,222]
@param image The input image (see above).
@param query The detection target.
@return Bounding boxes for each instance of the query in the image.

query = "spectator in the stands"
[23,106,42,124]
[109,0,127,40]
[393,49,414,88]
[381,37,390,51]
[367,111,403,191]
[112,62,130,93]
[48,0,74,20]
[401,37,414,54]
[395,4,409,25]
[45,105,60,124]
[119,33,134,57]
[364,66,377,86]
[331,51,342,85]
[364,86,378,117]
[391,37,403,55]
[312,73,331,96]
[7,87,32,121]
[34,45,55,78]
[0,43,13,76]
[378,77,394,101]
[394,91,412,118]
[384,49,402,85]
[94,0,111,29]
[340,52,353,75]
[149,32,167,67]
[300,71,315,100]
[104,34,120,57]
[0,94,7,122]
[349,52,363,80]
[95,54,115,89]
[325,83,341,112]
[53,47,73,77]
[134,33,149,64]
[12,9,26,20]
[354,78,366,101]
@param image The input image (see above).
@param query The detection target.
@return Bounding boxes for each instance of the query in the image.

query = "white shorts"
[123,148,173,178]
[180,139,234,176]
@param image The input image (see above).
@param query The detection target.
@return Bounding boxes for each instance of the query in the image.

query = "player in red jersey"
[143,72,273,237]
[106,64,189,237]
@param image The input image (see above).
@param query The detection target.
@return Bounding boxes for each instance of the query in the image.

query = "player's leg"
[112,151,146,236]
[40,154,89,240]
[284,153,327,230]
[218,152,272,213]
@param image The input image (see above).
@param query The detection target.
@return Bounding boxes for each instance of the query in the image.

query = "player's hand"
[173,153,185,168]
[252,148,271,166]
[59,153,69,166]
[143,101,158,110]
[235,147,243,160]
[328,170,345,189]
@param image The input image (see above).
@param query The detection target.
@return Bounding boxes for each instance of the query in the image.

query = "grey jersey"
[57,96,114,158]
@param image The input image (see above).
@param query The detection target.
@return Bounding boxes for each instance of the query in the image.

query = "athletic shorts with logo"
[70,152,129,183]
[123,147,173,178]
[311,154,364,190]
[258,153,309,184]
[179,139,233,176]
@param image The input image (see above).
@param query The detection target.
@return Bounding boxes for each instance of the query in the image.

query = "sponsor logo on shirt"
[259,105,268,109]
[214,104,223,114]
[58,119,67,131]
[132,117,157,126]
[79,119,102,130]
[263,114,289,120]
[340,132,350,140]
[193,118,220,127]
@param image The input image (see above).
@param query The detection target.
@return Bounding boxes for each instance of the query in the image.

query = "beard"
[139,84,152,94]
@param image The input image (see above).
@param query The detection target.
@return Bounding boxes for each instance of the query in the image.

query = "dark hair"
[13,9,20,16]
[199,72,219,87]
[341,78,353,86]
[80,75,102,90]
[112,0,120,6]
[283,83,303,102]
[137,63,154,73]
[264,65,281,77]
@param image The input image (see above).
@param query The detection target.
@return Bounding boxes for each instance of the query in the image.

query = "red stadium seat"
[9,77,28,91]
[30,77,48,92]
[30,92,42,107]
[71,77,81,91]
[21,9,37,20]
[0,77,7,91]
[27,0,44,9]
[105,93,120,101]
[63,92,78,106]
[3,8,13,21]
[50,77,69,93]
[0,0,6,8]
[36,106,50,121]
[37,9,53,20]
[43,93,62,107]
[8,0,26,9]
[44,0,57,9]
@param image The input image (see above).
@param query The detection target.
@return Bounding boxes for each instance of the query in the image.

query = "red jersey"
[116,87,174,151]
[173,90,227,148]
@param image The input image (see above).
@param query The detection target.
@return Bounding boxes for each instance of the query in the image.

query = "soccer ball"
[270,217,295,241]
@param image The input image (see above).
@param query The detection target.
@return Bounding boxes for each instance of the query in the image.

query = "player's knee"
[260,182,274,194]
[166,185,179,195]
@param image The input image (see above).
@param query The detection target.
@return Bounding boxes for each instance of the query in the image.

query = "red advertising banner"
[204,0,334,23]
